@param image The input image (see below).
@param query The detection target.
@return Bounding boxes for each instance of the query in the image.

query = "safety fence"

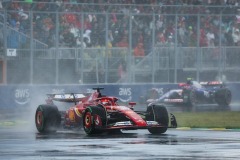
[0,2,240,84]
[3,46,240,84]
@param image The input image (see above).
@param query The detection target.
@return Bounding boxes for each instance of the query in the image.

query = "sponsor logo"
[146,121,159,126]
[203,91,210,98]
[74,108,82,117]
[114,121,132,126]
[94,115,102,126]
[209,81,222,85]
[69,110,75,122]
[87,88,94,93]
[118,88,132,102]
[107,109,118,112]
[154,88,164,96]
[14,89,30,105]
[164,99,183,103]
[116,106,131,111]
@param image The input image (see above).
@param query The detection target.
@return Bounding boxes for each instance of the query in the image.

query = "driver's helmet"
[101,98,112,105]
[186,77,193,85]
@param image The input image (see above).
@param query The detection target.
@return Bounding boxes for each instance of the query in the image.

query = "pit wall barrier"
[0,83,239,108]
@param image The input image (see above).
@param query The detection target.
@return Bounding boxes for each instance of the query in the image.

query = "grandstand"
[0,0,240,84]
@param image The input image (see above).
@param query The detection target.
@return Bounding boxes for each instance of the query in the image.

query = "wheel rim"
[36,111,43,128]
[84,112,92,130]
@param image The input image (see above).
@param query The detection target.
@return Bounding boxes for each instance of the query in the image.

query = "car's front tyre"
[83,105,107,135]
[146,104,169,134]
[215,88,231,106]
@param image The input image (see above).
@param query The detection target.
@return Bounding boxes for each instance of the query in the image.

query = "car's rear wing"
[47,93,87,103]
[199,81,224,86]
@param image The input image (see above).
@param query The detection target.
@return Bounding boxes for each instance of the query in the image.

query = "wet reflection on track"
[1,127,240,160]
[35,130,179,145]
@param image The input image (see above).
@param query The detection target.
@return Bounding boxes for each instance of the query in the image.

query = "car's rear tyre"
[35,105,61,133]
[215,88,231,106]
[146,104,169,134]
[83,105,107,135]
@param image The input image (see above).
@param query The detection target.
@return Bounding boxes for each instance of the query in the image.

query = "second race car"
[147,79,232,108]
[35,88,177,135]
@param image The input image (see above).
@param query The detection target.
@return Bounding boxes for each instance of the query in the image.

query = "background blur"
[0,0,240,85]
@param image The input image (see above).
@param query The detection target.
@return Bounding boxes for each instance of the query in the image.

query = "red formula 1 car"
[35,88,177,135]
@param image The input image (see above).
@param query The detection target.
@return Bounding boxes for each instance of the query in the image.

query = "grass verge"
[173,111,240,129]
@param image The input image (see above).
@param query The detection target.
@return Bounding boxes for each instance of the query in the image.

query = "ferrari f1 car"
[147,80,231,108]
[35,88,177,135]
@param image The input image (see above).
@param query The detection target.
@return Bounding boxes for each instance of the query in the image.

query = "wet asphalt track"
[1,126,240,160]
[0,103,240,160]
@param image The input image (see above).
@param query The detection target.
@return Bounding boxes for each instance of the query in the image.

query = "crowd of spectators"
[2,0,240,55]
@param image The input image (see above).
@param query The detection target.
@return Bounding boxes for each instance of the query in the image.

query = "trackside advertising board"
[0,83,239,108]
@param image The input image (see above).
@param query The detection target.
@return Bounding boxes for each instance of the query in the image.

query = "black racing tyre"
[215,88,232,106]
[83,105,107,135]
[146,104,169,134]
[35,105,61,133]
[182,89,196,108]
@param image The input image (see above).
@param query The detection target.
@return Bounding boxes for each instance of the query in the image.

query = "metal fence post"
[3,10,7,84]
[152,13,156,83]
[196,14,200,81]
[174,14,178,83]
[30,11,33,84]
[55,11,59,85]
